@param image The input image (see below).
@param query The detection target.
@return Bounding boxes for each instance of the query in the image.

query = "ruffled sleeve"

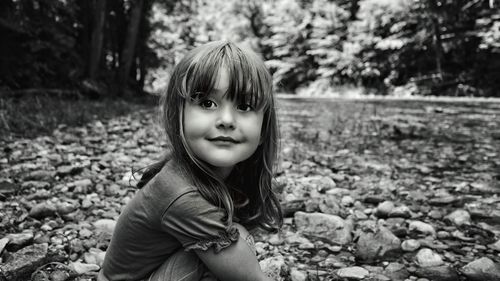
[161,190,240,253]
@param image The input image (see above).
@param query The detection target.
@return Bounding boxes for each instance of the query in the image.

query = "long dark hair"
[138,41,282,232]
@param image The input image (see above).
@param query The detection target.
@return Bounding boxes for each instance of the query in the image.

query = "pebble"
[5,231,34,250]
[29,202,57,219]
[401,239,421,252]
[290,268,307,281]
[260,255,287,281]
[0,237,10,254]
[489,239,500,251]
[414,265,459,281]
[444,209,471,226]
[389,205,412,218]
[375,201,395,217]
[415,248,444,267]
[356,226,401,262]
[409,221,436,237]
[93,219,117,235]
[69,261,100,274]
[336,266,369,280]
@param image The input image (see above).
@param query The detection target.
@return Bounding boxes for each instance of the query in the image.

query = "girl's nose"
[216,105,235,130]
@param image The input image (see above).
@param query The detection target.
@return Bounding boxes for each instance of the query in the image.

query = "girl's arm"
[195,224,272,281]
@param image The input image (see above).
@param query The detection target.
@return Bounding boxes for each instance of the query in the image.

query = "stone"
[25,170,56,181]
[401,239,420,252]
[409,221,436,237]
[318,196,341,216]
[69,261,100,274]
[93,219,117,236]
[355,226,401,262]
[375,201,395,217]
[461,257,500,281]
[0,237,9,254]
[489,239,500,251]
[336,266,369,280]
[444,209,471,226]
[0,181,17,197]
[56,202,76,215]
[290,268,307,281]
[389,205,412,218]
[0,243,48,281]
[294,211,352,245]
[50,270,70,281]
[415,248,444,267]
[260,255,287,281]
[384,262,409,281]
[5,231,34,251]
[29,202,57,219]
[414,266,460,281]
[83,248,106,266]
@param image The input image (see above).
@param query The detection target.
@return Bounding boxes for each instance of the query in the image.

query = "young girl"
[98,41,283,281]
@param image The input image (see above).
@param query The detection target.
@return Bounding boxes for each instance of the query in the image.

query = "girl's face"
[183,67,264,178]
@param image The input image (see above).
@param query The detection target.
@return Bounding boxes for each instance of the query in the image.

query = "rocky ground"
[1,98,500,281]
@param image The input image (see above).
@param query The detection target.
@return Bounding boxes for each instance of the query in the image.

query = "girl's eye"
[200,99,216,109]
[237,104,254,112]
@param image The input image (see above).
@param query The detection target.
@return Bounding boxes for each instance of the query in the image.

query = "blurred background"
[1,0,500,98]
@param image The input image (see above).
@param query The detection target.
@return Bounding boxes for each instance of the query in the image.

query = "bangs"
[180,41,272,110]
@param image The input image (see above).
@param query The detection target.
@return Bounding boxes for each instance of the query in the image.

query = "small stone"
[336,266,369,280]
[56,201,76,214]
[461,257,500,281]
[50,270,70,281]
[290,268,307,281]
[355,226,401,262]
[489,239,500,252]
[436,231,450,239]
[5,231,34,251]
[0,237,10,254]
[402,239,421,252]
[69,261,100,274]
[341,195,354,206]
[389,205,412,218]
[444,209,471,226]
[79,228,93,239]
[384,262,410,281]
[414,266,459,281]
[93,219,116,236]
[409,221,436,237]
[415,248,444,267]
[375,201,395,217]
[29,202,57,219]
[260,255,287,281]
[83,248,106,266]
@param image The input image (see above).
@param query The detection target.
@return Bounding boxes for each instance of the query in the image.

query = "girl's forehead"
[213,67,229,93]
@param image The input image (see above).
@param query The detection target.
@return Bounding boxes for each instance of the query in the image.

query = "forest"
[1,0,500,98]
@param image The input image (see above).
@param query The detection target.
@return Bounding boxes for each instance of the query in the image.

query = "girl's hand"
[195,223,272,281]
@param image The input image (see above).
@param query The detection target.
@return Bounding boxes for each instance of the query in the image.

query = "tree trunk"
[117,0,144,96]
[89,0,107,80]
[427,0,444,80]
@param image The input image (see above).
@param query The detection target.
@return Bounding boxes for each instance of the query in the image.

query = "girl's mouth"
[208,136,240,143]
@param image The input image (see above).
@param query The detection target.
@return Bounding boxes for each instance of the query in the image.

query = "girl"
[99,41,283,281]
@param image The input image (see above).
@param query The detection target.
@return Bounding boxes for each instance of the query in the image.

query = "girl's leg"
[148,249,208,281]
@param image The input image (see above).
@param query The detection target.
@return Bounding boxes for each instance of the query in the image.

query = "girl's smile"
[183,67,264,178]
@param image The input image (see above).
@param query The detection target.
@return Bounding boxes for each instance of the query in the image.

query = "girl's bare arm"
[195,224,272,281]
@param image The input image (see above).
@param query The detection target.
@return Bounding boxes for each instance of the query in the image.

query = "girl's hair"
[138,41,282,232]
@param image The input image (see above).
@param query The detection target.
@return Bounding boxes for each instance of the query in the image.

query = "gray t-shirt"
[101,160,240,280]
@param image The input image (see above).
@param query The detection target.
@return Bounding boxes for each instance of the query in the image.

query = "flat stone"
[337,266,369,280]
[5,231,34,251]
[294,211,352,245]
[414,266,460,281]
[69,261,100,274]
[384,262,409,281]
[355,226,401,262]
[0,243,48,280]
[461,257,500,281]
[415,248,444,267]
[93,219,117,236]
[29,202,57,219]
[409,221,436,237]
[0,181,18,197]
[389,205,412,218]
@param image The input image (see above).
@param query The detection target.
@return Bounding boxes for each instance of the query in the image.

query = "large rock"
[0,243,48,280]
[294,211,352,245]
[461,257,500,281]
[355,226,401,263]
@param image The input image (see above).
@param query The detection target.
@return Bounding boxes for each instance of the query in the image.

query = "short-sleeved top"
[101,160,240,281]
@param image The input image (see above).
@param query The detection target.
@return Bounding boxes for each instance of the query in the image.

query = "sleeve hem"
[184,225,240,253]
